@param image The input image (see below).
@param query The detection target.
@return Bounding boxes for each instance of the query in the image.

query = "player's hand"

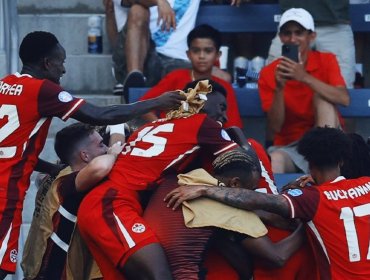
[164,185,209,210]
[107,141,124,157]
[157,0,176,31]
[280,174,315,193]
[155,90,186,110]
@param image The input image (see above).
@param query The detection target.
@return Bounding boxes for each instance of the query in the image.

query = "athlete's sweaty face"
[202,91,228,125]
[44,43,66,84]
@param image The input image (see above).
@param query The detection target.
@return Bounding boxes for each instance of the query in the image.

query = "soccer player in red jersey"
[77,80,240,279]
[0,31,183,278]
[166,127,370,280]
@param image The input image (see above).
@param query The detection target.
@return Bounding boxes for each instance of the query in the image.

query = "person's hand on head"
[164,185,209,210]
[155,91,186,110]
[108,141,124,157]
[157,0,176,31]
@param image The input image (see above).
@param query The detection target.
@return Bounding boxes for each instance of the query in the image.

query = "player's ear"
[80,150,89,163]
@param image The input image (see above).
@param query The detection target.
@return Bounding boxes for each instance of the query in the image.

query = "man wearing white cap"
[258,8,349,174]
[267,1,356,89]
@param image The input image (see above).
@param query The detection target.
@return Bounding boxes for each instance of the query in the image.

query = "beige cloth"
[178,169,268,238]
[22,167,101,280]
[166,80,212,120]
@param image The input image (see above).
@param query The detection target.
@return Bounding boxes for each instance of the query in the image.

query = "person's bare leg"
[270,150,297,173]
[125,4,150,73]
[103,0,119,47]
[313,93,340,128]
[122,243,173,280]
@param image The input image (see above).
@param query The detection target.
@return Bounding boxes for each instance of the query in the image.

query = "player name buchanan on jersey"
[323,182,370,201]
[0,81,23,96]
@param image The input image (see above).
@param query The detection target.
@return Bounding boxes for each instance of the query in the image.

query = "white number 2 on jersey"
[0,105,20,158]
[340,203,370,262]
[124,123,174,157]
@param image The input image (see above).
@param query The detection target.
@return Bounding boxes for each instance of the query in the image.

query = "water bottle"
[87,15,103,54]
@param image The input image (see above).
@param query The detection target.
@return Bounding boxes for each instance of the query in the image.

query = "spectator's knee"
[128,4,150,27]
[270,150,295,173]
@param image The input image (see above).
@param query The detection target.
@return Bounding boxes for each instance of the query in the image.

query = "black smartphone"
[282,44,299,62]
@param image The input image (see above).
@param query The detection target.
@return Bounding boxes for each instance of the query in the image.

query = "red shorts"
[0,198,23,273]
[77,181,158,278]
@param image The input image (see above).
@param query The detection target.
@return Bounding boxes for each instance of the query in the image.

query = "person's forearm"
[302,75,349,106]
[273,223,305,266]
[72,99,161,125]
[35,159,63,177]
[203,187,290,217]
[267,88,285,133]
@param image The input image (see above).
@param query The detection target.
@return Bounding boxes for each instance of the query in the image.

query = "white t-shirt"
[113,0,129,31]
[149,0,200,60]
[113,0,200,61]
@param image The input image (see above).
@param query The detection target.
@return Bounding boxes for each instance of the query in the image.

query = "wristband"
[106,123,126,136]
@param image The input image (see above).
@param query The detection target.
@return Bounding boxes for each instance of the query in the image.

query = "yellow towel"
[178,169,268,238]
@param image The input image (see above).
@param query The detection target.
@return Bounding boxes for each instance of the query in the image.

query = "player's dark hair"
[213,148,261,184]
[183,79,227,98]
[341,133,370,178]
[19,31,59,64]
[187,24,222,50]
[297,127,351,170]
[54,123,96,165]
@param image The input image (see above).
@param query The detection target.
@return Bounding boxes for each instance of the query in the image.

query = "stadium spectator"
[139,24,242,128]
[267,0,356,89]
[258,8,349,173]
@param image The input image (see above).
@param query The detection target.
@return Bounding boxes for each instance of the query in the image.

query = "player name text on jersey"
[323,183,370,201]
[0,81,23,96]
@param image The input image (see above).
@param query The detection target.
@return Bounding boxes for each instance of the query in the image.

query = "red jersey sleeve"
[282,187,320,221]
[38,80,85,120]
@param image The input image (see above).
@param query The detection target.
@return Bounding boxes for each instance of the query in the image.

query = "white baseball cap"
[279,8,315,32]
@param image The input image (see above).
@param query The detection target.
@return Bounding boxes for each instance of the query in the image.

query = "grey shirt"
[280,0,350,25]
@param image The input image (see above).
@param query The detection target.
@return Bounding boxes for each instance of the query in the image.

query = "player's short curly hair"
[19,31,59,64]
[297,127,351,169]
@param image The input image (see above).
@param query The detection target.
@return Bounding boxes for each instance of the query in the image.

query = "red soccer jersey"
[0,73,84,201]
[109,113,238,191]
[248,138,278,195]
[139,69,243,128]
[283,176,370,279]
[246,139,318,280]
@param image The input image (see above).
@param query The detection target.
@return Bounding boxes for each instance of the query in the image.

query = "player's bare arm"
[73,91,185,125]
[76,139,124,192]
[165,185,290,218]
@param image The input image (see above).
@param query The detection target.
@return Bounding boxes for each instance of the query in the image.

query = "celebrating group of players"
[0,30,369,280]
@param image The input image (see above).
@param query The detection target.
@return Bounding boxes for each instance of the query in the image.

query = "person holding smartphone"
[258,8,349,174]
